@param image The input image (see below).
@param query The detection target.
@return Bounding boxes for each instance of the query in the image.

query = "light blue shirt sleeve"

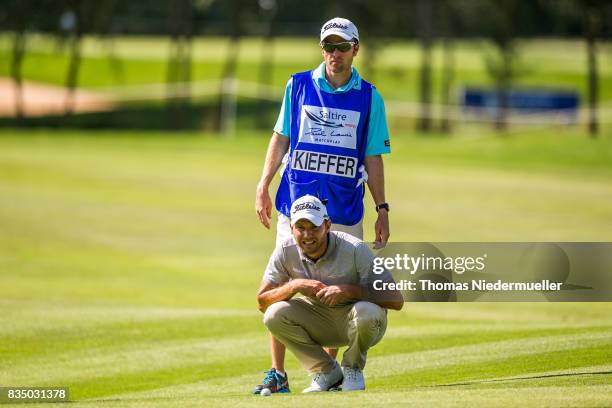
[273,78,292,137]
[365,88,391,156]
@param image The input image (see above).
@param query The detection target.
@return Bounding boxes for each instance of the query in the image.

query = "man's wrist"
[338,284,362,299]
[351,285,363,299]
[257,181,270,192]
[375,202,390,213]
[289,279,301,295]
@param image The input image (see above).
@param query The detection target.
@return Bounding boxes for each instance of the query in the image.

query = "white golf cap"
[290,195,329,226]
[320,17,359,42]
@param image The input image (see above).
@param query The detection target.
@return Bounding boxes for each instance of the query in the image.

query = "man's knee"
[352,301,386,327]
[263,301,291,330]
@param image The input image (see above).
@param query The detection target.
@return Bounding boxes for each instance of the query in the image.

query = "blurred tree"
[4,0,29,122]
[166,0,194,129]
[438,0,463,133]
[63,0,116,116]
[350,0,394,84]
[216,0,248,134]
[583,0,600,137]
[489,1,520,132]
[6,0,605,38]
[100,33,125,86]
[256,0,278,130]
[95,0,124,87]
[0,0,68,121]
[542,0,612,137]
[461,0,521,131]
[415,0,434,132]
[580,0,609,137]
[62,2,80,116]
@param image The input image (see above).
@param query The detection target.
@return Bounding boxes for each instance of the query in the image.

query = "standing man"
[254,17,392,394]
[257,195,403,392]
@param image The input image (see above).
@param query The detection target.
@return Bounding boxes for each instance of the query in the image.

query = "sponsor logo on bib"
[292,150,356,178]
[298,105,360,149]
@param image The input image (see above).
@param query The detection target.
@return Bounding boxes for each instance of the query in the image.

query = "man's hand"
[364,155,389,249]
[316,285,356,306]
[255,183,273,229]
[291,279,327,297]
[255,133,289,230]
[373,209,390,249]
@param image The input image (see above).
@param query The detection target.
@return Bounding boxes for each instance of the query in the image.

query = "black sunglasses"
[321,41,355,53]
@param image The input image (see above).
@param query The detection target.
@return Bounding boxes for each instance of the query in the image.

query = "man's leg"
[325,219,362,361]
[270,334,286,372]
[252,335,289,394]
[272,334,335,371]
[264,299,343,374]
[340,301,387,391]
[341,301,387,369]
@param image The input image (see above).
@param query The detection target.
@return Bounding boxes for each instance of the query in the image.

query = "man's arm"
[257,278,326,312]
[255,132,290,229]
[315,283,403,310]
[353,241,404,310]
[364,154,390,249]
[363,285,404,310]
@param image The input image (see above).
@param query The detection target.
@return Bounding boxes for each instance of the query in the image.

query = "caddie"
[257,195,403,392]
[254,16,392,394]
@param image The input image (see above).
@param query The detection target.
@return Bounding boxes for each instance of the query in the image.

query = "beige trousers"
[263,297,387,374]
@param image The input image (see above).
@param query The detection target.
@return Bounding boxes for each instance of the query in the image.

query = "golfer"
[254,17,392,393]
[257,195,403,392]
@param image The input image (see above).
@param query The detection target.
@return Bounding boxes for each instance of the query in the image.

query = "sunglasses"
[321,41,355,53]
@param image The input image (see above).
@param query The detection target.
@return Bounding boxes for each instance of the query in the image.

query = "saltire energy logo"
[304,110,344,128]
[298,105,360,149]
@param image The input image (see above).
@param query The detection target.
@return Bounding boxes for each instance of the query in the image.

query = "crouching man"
[257,195,403,392]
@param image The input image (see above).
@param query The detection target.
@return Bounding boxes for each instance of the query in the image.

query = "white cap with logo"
[290,195,329,226]
[320,17,359,42]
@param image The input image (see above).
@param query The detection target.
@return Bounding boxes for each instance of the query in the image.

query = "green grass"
[0,128,611,407]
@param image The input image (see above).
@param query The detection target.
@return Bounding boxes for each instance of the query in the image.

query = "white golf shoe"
[342,366,365,391]
[302,362,343,393]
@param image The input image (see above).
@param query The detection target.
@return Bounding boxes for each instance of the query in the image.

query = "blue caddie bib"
[275,69,373,226]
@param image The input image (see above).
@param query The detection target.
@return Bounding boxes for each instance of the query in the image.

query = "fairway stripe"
[435,370,612,387]
[91,384,612,407]
[366,331,612,377]
[1,301,258,328]
[95,366,612,404]
[1,335,268,385]
[384,323,612,339]
[3,329,610,388]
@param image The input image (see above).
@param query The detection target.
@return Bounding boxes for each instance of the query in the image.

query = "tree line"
[2,0,610,135]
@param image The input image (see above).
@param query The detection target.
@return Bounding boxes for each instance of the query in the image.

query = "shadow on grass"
[0,99,279,132]
[434,370,612,387]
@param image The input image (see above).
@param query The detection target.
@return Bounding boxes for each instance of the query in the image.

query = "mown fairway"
[0,129,611,407]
